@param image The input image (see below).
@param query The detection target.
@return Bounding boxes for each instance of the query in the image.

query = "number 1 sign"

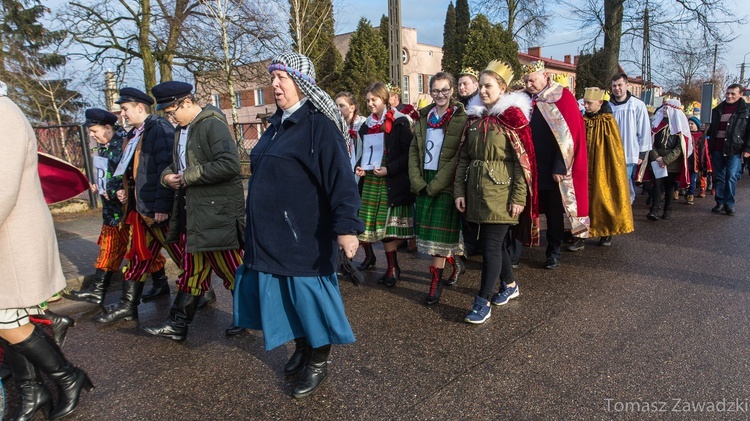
[361,132,385,170]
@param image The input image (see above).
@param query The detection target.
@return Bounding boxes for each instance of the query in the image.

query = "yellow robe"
[584,112,634,237]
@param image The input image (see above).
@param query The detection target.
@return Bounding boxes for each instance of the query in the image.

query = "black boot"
[141,268,170,302]
[93,280,144,323]
[225,290,246,336]
[67,269,113,305]
[142,291,199,341]
[425,266,444,305]
[292,344,331,399]
[197,288,216,310]
[357,242,376,270]
[31,311,75,348]
[10,327,94,420]
[284,337,311,376]
[1,340,53,421]
[379,250,400,287]
[444,256,465,286]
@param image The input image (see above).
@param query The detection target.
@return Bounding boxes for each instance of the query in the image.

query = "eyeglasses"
[430,88,452,97]
[164,98,187,120]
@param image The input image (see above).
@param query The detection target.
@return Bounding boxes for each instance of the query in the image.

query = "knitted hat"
[688,116,701,128]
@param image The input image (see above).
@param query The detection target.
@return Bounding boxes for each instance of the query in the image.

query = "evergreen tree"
[289,0,340,89]
[0,0,82,123]
[441,2,458,77]
[378,14,391,81]
[574,48,607,98]
[454,0,470,71]
[462,14,521,80]
[339,17,388,107]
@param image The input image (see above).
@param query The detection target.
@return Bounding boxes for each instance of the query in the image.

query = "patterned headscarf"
[268,52,351,156]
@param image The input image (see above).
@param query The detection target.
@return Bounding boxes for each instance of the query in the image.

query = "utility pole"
[712,43,718,97]
[388,0,403,98]
[641,3,651,105]
[741,63,746,86]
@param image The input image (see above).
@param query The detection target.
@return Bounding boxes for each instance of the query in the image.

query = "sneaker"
[711,204,723,213]
[673,191,679,200]
[464,296,491,324]
[685,195,694,205]
[491,283,519,306]
[566,238,585,252]
[598,236,613,246]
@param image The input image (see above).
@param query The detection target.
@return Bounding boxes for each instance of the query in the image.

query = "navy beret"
[115,87,155,106]
[84,108,118,127]
[151,81,193,111]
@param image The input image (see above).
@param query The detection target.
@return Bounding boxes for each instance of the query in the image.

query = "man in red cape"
[523,61,589,269]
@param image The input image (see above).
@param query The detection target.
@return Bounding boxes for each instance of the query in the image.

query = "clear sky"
[334,0,750,82]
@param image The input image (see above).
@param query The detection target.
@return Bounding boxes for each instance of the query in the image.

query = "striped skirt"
[415,170,464,257]
[0,306,44,330]
[358,170,413,243]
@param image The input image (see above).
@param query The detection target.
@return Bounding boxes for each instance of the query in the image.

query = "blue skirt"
[233,265,355,351]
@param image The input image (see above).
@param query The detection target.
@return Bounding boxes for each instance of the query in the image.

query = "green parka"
[454,101,527,225]
[162,105,245,253]
[409,101,467,197]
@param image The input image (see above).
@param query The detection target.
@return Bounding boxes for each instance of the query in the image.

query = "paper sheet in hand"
[93,156,108,194]
[424,128,444,171]
[361,133,384,170]
[651,160,668,179]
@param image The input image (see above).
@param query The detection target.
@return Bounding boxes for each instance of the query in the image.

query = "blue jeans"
[687,171,698,195]
[710,151,742,206]
[626,163,636,203]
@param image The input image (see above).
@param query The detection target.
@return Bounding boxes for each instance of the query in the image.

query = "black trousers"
[651,172,679,213]
[478,223,514,300]
[538,188,565,260]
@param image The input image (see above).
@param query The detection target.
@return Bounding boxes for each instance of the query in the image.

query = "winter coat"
[707,98,750,156]
[358,111,415,207]
[455,94,529,224]
[97,129,126,226]
[0,96,66,309]
[245,100,364,277]
[409,101,467,197]
[124,114,175,219]
[650,123,684,173]
[162,105,245,253]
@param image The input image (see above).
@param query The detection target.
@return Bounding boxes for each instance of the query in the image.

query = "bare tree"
[471,0,550,46]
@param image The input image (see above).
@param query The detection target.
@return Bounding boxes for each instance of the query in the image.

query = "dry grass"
[49,199,95,217]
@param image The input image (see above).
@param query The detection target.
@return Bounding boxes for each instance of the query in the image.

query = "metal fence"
[33,124,97,208]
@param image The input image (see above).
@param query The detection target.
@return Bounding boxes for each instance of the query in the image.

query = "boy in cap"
[68,108,167,306]
[140,81,245,341]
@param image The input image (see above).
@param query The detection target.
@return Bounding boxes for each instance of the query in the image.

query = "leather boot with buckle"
[93,281,144,323]
[141,268,170,302]
[142,291,199,341]
[67,269,114,305]
[292,344,331,399]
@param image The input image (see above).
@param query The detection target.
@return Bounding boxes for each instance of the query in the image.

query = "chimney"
[564,55,571,64]
[528,46,541,57]
[573,55,580,66]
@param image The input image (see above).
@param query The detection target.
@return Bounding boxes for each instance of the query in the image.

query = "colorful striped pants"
[123,221,242,297]
[95,225,165,273]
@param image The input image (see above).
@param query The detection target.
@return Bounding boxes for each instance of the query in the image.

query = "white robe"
[610,95,652,165]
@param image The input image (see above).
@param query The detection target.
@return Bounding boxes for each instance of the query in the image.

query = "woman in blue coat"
[234,52,364,399]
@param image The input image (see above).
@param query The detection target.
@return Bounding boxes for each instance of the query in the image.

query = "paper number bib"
[93,155,108,194]
[361,132,385,170]
[424,128,444,171]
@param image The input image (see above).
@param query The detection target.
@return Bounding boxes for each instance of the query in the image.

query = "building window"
[569,76,574,90]
[234,91,242,108]
[417,74,424,95]
[402,48,409,64]
[212,94,220,107]
[254,88,265,106]
[402,75,410,104]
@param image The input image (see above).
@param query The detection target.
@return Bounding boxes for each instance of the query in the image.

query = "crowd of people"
[2,50,750,418]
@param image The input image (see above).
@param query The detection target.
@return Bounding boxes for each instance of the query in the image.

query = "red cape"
[37,152,89,204]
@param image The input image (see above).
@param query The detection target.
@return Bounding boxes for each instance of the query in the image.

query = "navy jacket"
[244,101,364,277]
[124,114,175,219]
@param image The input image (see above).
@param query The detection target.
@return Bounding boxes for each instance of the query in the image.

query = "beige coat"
[0,96,66,309]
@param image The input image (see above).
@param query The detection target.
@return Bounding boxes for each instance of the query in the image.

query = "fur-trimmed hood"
[466,91,532,122]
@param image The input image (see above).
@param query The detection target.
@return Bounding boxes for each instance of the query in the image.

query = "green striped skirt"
[415,170,463,257]
[358,170,413,243]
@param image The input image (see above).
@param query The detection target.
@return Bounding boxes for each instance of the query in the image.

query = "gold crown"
[485,60,514,85]
[552,73,568,88]
[583,87,605,101]
[386,83,401,95]
[522,60,545,76]
[459,67,479,79]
